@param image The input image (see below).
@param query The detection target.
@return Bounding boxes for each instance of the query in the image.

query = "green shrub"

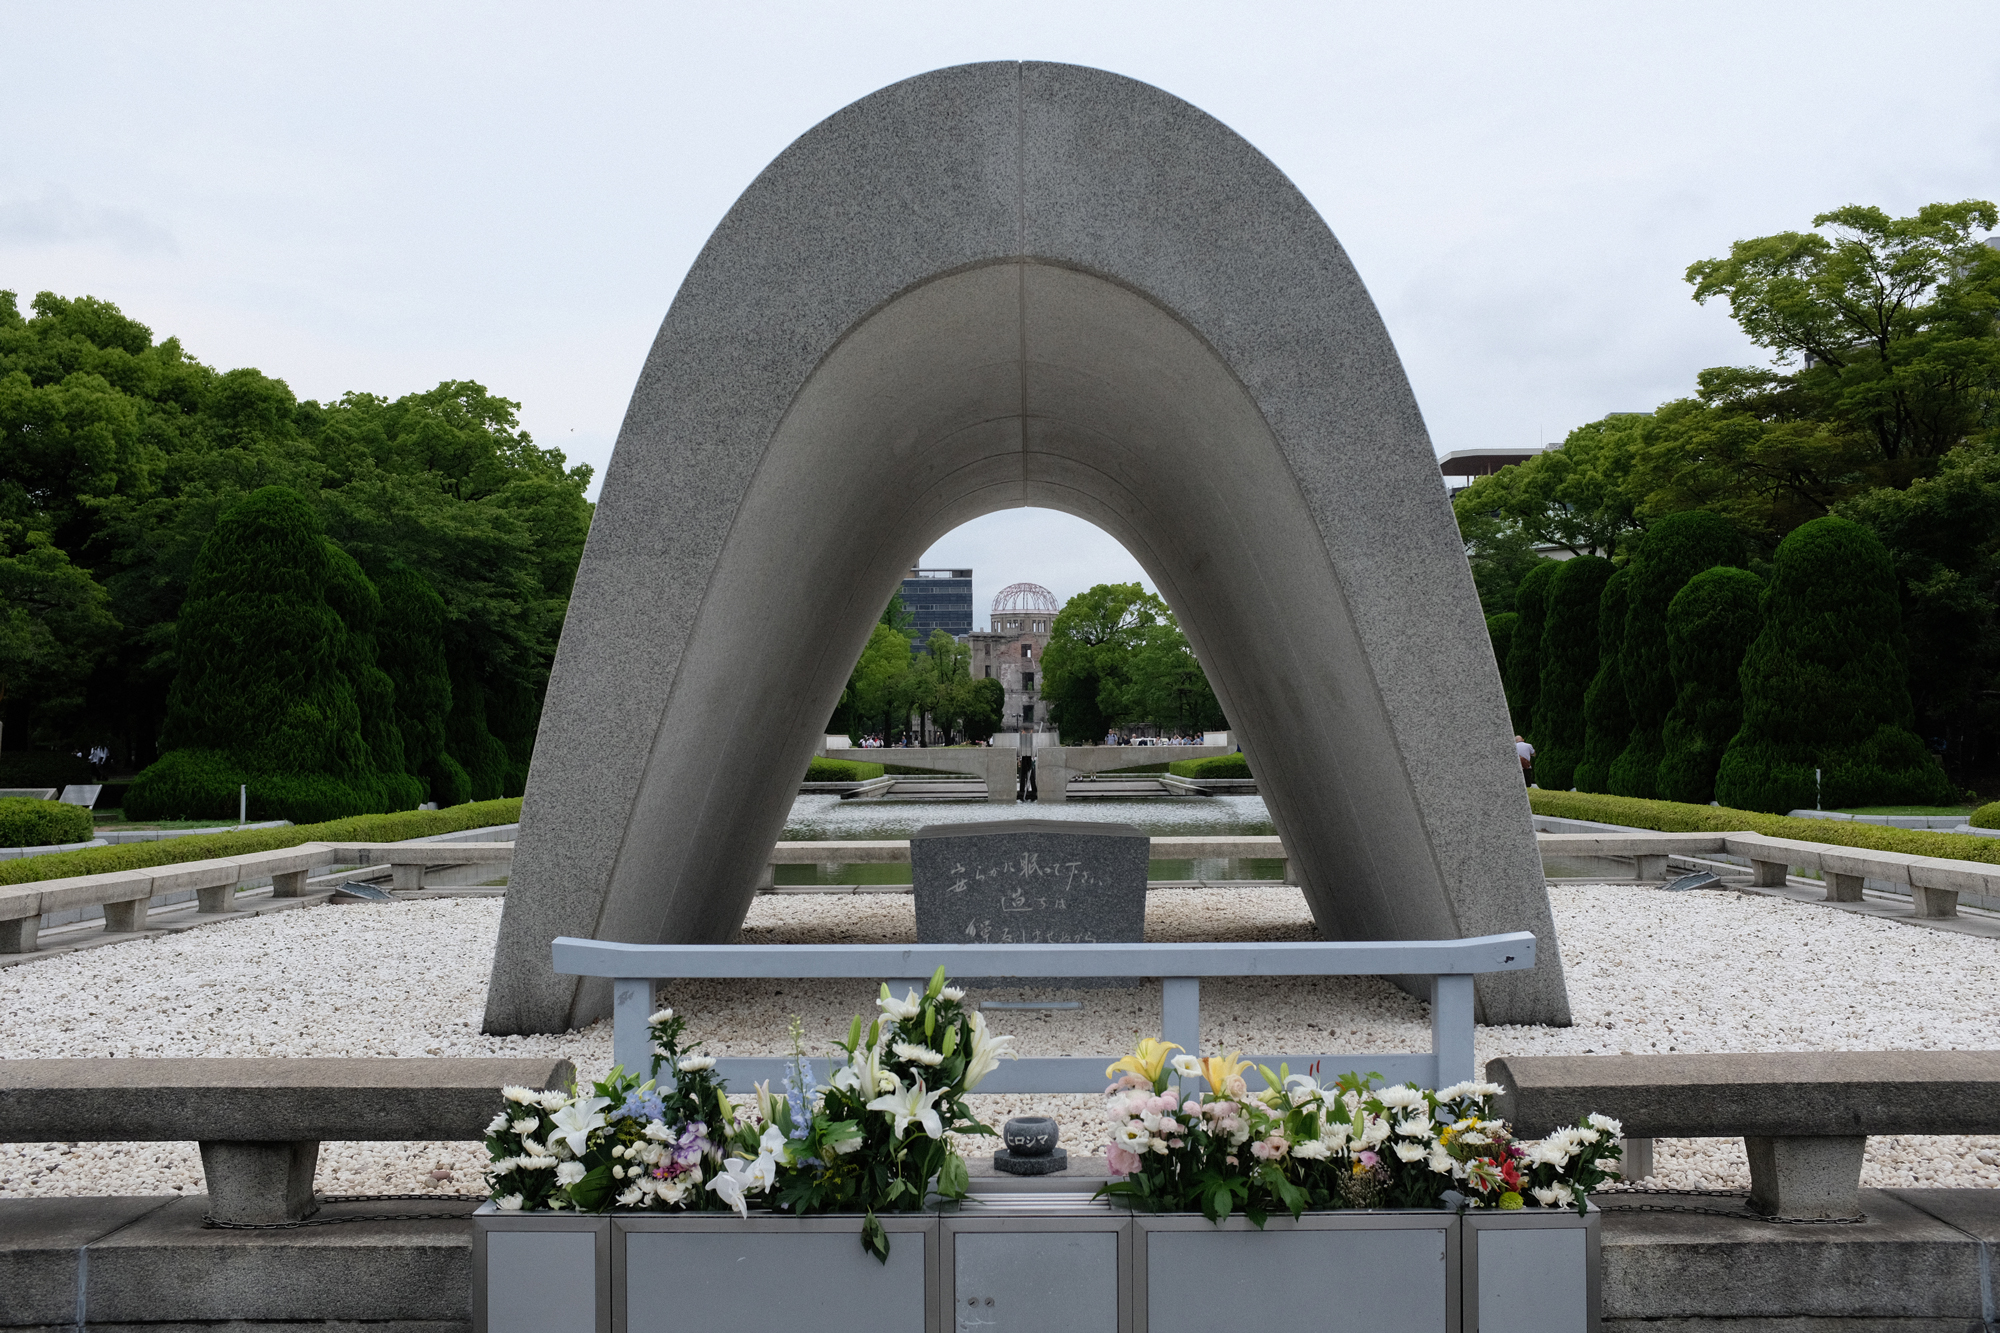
[1972,802,2000,830]
[1169,754,1251,779]
[1486,613,1517,674]
[1716,517,1955,813]
[1530,556,1614,791]
[805,757,886,782]
[1502,561,1558,735]
[0,798,94,847]
[1574,566,1634,792]
[1657,566,1763,804]
[1609,511,1744,799]
[1529,788,2000,864]
[0,798,522,886]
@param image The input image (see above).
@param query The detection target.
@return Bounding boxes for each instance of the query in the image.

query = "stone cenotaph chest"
[910,819,1149,975]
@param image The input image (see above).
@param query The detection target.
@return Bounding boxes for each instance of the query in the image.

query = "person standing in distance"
[1513,735,1535,786]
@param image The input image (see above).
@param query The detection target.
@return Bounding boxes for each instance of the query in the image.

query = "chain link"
[201,1192,487,1230]
[1596,1186,1866,1225]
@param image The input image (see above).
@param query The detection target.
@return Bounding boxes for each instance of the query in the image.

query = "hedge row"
[0,798,523,887]
[1528,788,2000,865]
[1169,754,1252,779]
[805,758,887,782]
[0,799,94,849]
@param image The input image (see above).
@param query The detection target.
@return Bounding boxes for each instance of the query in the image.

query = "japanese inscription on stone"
[910,818,1149,950]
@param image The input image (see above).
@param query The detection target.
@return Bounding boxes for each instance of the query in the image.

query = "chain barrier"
[1596,1185,1866,1225]
[202,1192,487,1230]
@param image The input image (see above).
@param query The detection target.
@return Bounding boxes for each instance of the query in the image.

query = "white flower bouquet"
[1096,1037,1622,1221]
[483,968,1016,1261]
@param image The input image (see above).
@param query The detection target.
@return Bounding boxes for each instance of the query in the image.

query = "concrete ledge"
[1489,1051,2000,1138]
[0,1057,574,1142]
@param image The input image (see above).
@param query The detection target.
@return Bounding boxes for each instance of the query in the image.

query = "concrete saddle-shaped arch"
[484,61,1569,1035]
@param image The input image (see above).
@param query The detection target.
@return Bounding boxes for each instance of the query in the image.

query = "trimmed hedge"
[1169,754,1251,779]
[1486,613,1517,674]
[1973,802,2000,830]
[1530,555,1614,791]
[0,798,93,848]
[1657,566,1764,805]
[0,798,522,887]
[1715,516,1954,813]
[1574,566,1634,793]
[1529,788,2000,864]
[1609,511,1744,799]
[805,758,886,782]
[1502,561,1558,734]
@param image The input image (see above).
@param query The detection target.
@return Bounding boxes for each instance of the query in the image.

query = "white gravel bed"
[2,883,1996,1199]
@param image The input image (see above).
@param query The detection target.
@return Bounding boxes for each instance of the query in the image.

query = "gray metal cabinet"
[1462,1210,1600,1333]
[942,1208,1130,1333]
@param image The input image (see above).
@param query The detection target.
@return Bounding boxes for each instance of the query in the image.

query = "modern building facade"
[898,568,973,645]
[966,582,1058,733]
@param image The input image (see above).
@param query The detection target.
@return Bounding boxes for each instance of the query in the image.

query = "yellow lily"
[1105,1038,1182,1085]
[1199,1051,1253,1097]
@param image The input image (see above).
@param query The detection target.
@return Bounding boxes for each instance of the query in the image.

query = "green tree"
[323,540,424,811]
[373,561,466,804]
[1041,583,1170,744]
[1485,612,1517,674]
[846,620,913,744]
[1529,555,1614,791]
[1574,566,1635,793]
[1686,201,2000,470]
[1122,615,1225,735]
[1715,516,1956,812]
[1450,416,1651,565]
[1608,511,1744,798]
[963,676,1005,743]
[0,524,120,750]
[1502,560,1558,736]
[125,486,402,821]
[1838,440,2000,781]
[1657,566,1764,804]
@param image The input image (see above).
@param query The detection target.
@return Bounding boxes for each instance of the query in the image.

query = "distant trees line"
[830,596,1007,745]
[1466,201,1999,810]
[0,291,592,817]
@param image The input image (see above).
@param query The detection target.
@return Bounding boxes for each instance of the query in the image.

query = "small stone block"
[196,884,234,914]
[1750,859,1789,888]
[269,869,308,898]
[993,1147,1068,1176]
[1825,872,1866,903]
[392,863,425,891]
[0,916,38,953]
[198,1139,320,1224]
[1911,885,1959,919]
[100,897,149,932]
[1746,1134,1866,1219]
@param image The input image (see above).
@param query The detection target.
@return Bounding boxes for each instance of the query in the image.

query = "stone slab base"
[7,1187,1998,1328]
[1602,1187,2000,1328]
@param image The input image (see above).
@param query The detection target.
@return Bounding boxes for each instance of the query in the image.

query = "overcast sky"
[9,1,1999,617]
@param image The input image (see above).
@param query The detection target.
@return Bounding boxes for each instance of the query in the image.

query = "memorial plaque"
[911,819,1148,986]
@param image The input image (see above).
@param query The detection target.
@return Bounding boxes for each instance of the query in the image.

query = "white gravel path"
[3,883,1996,1199]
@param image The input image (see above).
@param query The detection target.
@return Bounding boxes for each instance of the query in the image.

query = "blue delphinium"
[612,1088,666,1124]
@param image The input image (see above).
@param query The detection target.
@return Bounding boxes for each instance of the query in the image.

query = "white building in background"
[965,583,1057,733]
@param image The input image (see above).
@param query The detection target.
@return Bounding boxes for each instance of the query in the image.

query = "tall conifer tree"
[1531,555,1614,790]
[1574,566,1634,793]
[1502,561,1558,738]
[1657,566,1763,803]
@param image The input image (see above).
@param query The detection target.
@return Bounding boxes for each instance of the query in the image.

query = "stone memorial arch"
[484,61,1570,1034]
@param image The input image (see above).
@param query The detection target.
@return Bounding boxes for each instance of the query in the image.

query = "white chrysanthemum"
[495,1194,524,1211]
[511,1117,539,1135]
[892,1041,944,1067]
[502,1086,538,1104]
[1393,1139,1428,1162]
[1376,1085,1426,1111]
[677,1056,716,1072]
[1291,1139,1331,1160]
[647,1009,674,1025]
[537,1090,568,1112]
[1426,1147,1454,1174]
[1587,1112,1623,1136]
[940,987,965,1002]
[485,1112,510,1134]
[1394,1115,1436,1141]
[556,1161,586,1186]
[517,1156,558,1170]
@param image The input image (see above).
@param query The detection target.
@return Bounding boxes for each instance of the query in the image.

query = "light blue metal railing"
[552,934,1535,1094]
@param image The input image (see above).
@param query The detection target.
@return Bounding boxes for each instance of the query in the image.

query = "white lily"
[877,987,923,1022]
[962,1010,1016,1091]
[548,1095,612,1158]
[867,1073,946,1140]
[759,1124,789,1159]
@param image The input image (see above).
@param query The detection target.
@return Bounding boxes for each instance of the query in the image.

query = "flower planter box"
[473,1201,1598,1333]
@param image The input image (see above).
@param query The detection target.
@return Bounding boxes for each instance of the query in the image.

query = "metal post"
[1429,974,1476,1087]
[1161,977,1200,1057]
[612,978,654,1079]
[239,784,247,825]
